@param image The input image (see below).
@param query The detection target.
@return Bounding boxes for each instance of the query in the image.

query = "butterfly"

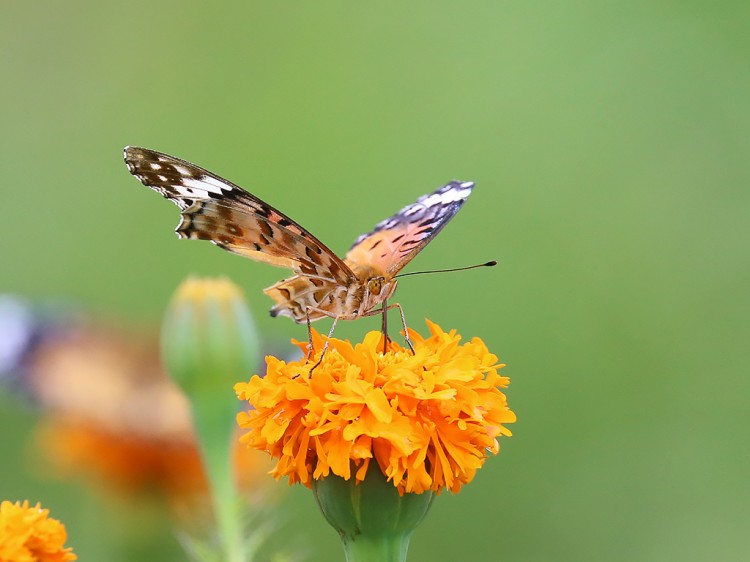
[123,146,474,349]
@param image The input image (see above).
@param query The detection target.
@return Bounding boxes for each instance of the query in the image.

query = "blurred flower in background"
[0,294,279,525]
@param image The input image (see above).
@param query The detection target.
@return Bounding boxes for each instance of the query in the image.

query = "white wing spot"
[419,182,473,206]
[180,176,224,196]
[419,192,447,207]
[175,185,210,199]
[202,175,234,193]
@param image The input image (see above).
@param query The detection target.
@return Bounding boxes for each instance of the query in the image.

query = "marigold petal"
[364,388,392,423]
[0,501,77,562]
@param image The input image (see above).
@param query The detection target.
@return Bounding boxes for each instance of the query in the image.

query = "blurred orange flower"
[25,323,271,511]
[0,500,76,562]
[236,320,516,494]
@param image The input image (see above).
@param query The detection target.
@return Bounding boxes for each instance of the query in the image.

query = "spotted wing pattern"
[345,181,474,277]
[124,147,356,285]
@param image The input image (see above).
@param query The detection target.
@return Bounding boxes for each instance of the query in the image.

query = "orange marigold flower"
[0,500,76,562]
[235,320,516,494]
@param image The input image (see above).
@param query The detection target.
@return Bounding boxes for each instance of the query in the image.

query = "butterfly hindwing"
[124,147,355,284]
[345,181,474,276]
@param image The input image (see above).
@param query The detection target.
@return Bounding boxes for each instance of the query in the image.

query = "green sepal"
[312,462,435,562]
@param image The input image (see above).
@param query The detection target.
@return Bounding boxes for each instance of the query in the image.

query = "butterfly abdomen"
[264,275,383,323]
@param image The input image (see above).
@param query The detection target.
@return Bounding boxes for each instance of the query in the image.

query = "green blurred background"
[2,1,749,560]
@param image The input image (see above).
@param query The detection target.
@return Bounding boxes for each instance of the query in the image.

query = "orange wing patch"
[345,224,412,276]
[345,181,474,278]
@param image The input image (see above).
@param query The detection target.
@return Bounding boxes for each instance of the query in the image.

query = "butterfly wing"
[345,181,474,277]
[124,147,356,284]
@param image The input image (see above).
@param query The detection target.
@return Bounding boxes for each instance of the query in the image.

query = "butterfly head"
[362,275,398,312]
[367,277,384,296]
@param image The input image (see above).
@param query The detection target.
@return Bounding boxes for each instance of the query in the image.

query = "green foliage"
[1,1,749,561]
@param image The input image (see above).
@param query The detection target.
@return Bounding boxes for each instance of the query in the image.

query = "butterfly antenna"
[395,260,497,278]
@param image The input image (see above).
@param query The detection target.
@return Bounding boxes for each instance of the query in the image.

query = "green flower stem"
[312,463,435,562]
[341,534,412,562]
[193,399,243,562]
[162,278,259,562]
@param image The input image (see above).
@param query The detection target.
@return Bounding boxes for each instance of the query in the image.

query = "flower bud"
[161,277,258,404]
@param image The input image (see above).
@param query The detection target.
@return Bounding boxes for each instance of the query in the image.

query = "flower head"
[236,320,516,494]
[0,500,76,562]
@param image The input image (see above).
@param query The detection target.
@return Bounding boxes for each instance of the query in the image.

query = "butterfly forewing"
[345,181,474,277]
[124,147,355,285]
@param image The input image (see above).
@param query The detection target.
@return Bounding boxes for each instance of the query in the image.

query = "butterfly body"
[264,262,398,322]
[123,147,473,325]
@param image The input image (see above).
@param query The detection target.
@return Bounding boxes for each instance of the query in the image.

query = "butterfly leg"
[309,315,339,372]
[392,302,415,353]
[304,309,314,362]
[380,297,391,354]
[362,303,414,354]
